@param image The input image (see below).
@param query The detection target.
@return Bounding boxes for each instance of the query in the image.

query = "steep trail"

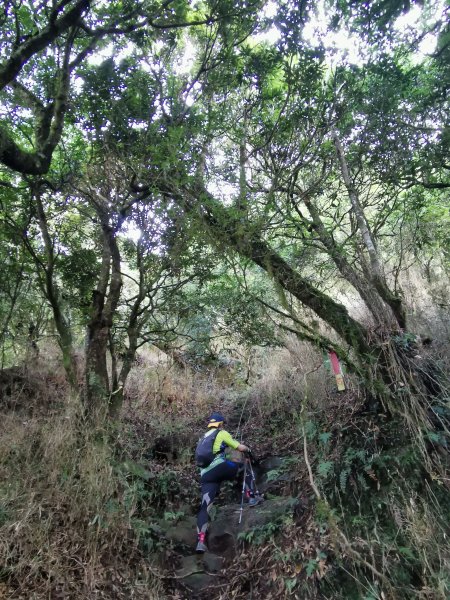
[157,456,302,597]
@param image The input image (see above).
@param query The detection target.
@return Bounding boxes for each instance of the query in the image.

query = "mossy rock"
[175,553,225,593]
[208,496,298,557]
[163,516,197,549]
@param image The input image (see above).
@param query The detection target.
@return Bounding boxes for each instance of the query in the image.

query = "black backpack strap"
[209,428,222,455]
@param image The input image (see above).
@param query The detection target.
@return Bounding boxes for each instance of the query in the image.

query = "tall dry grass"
[0,390,165,599]
[124,351,241,433]
[247,337,360,417]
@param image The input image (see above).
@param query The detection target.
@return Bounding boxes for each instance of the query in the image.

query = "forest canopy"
[1,0,448,411]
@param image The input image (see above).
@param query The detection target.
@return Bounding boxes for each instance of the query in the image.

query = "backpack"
[195,429,221,467]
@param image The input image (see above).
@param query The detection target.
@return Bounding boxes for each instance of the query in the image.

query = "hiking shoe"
[196,533,208,553]
[248,495,264,507]
[195,540,208,553]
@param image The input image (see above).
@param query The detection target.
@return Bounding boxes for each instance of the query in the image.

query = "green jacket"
[199,428,240,476]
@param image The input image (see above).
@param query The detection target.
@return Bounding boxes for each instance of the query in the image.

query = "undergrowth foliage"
[0,355,232,599]
[0,393,165,599]
[0,339,449,599]
[217,341,450,599]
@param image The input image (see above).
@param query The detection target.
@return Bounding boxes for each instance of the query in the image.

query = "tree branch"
[0,0,90,90]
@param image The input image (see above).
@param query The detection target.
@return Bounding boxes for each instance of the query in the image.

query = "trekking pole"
[247,456,262,497]
[238,459,248,525]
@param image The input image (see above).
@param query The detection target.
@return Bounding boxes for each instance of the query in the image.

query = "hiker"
[195,412,263,553]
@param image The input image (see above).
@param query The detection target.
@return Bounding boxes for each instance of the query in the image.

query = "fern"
[357,472,369,491]
[317,460,334,478]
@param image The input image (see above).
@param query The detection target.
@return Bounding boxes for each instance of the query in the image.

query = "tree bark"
[303,196,397,329]
[34,186,78,387]
[84,218,123,415]
[0,0,90,91]
[238,109,248,213]
[176,182,373,360]
[333,131,406,329]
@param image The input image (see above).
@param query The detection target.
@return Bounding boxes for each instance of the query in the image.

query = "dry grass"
[124,353,237,427]
[400,264,450,365]
[247,336,359,420]
[0,392,166,599]
[401,492,450,599]
[1,310,448,600]
[0,353,247,598]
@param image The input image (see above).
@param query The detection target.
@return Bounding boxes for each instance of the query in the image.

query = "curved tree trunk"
[303,196,397,330]
[174,182,373,360]
[164,179,434,411]
[34,185,78,388]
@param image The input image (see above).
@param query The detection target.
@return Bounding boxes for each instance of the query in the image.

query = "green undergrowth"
[237,418,448,599]
[214,349,450,599]
[313,415,450,600]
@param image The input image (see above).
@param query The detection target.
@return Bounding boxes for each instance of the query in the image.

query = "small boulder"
[175,554,224,593]
[257,456,301,495]
[259,456,287,471]
[208,496,298,557]
[164,516,197,548]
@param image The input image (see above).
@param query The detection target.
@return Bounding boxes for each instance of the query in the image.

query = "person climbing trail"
[195,412,263,553]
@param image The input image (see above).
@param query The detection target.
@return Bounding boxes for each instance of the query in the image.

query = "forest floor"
[1,341,449,599]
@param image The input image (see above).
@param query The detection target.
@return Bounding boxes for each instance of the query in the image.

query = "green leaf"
[306,559,317,577]
[318,432,331,445]
[284,577,297,592]
[317,461,334,477]
[398,546,416,560]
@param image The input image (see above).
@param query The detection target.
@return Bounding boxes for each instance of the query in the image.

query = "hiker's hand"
[243,446,253,456]
[237,443,250,453]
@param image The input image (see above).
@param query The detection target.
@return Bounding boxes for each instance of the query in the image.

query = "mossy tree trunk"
[184,182,372,356]
[332,130,406,329]
[84,210,123,417]
[159,178,427,403]
[30,183,78,388]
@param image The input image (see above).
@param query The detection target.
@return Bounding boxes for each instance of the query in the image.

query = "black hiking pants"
[197,460,254,534]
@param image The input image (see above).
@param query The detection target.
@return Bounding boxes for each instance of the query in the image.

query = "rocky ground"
[151,456,303,597]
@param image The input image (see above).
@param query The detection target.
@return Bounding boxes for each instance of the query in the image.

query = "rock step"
[175,553,225,593]
[176,552,224,576]
[168,496,299,593]
[164,496,298,554]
